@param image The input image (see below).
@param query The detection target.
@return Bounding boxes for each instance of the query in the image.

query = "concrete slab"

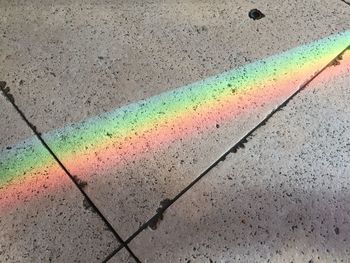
[0,94,119,262]
[1,0,350,239]
[129,51,350,262]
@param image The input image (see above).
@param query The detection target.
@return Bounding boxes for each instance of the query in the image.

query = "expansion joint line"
[340,0,350,7]
[103,44,350,262]
[0,81,141,263]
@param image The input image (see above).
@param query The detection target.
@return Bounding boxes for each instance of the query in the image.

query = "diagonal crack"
[2,44,349,263]
[103,44,350,262]
[0,82,141,263]
[340,0,350,6]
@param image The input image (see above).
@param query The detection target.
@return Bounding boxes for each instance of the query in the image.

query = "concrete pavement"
[0,0,350,262]
[128,49,350,263]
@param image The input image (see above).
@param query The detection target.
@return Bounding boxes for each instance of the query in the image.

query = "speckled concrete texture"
[2,0,349,240]
[109,248,137,263]
[1,0,350,243]
[0,94,119,262]
[128,51,350,262]
[2,0,349,132]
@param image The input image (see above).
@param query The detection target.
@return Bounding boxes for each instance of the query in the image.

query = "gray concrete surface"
[109,248,137,263]
[1,0,349,240]
[1,1,350,261]
[0,94,119,262]
[1,0,349,132]
[128,51,350,262]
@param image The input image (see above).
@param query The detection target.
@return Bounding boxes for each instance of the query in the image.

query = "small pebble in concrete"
[249,9,265,20]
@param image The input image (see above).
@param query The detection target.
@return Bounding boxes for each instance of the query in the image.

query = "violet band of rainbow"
[1,30,350,187]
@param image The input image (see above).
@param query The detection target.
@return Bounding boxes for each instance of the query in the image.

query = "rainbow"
[1,30,350,210]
